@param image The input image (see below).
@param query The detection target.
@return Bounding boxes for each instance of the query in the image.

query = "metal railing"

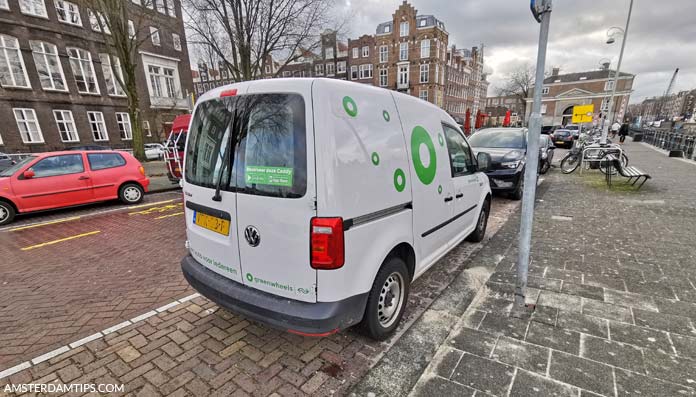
[632,128,696,160]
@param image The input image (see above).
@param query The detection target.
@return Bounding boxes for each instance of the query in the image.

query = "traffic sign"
[572,104,594,123]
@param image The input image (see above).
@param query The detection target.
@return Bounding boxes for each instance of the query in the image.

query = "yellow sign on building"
[572,104,594,123]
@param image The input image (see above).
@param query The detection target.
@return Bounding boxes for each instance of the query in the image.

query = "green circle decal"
[342,96,358,117]
[371,152,380,166]
[438,185,442,194]
[246,273,253,282]
[411,126,437,185]
[393,168,406,192]
[383,110,390,122]
[438,133,444,146]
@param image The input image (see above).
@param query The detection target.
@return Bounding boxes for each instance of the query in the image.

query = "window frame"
[361,46,369,57]
[0,0,9,10]
[54,0,81,26]
[541,86,549,95]
[442,122,475,177]
[13,108,45,143]
[336,61,346,73]
[379,68,387,87]
[30,41,68,92]
[0,35,32,88]
[87,152,127,171]
[399,21,409,37]
[420,39,430,58]
[87,111,109,141]
[325,63,335,76]
[352,47,358,59]
[399,42,408,61]
[379,45,388,63]
[116,112,132,140]
[99,53,126,97]
[165,0,175,17]
[29,154,85,179]
[67,47,99,94]
[350,65,358,80]
[314,63,324,76]
[53,109,80,142]
[150,26,160,46]
[172,33,181,51]
[419,63,429,83]
[19,0,47,18]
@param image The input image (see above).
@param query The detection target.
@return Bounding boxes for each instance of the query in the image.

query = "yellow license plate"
[193,211,230,236]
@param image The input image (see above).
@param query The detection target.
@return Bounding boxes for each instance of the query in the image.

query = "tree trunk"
[127,79,145,161]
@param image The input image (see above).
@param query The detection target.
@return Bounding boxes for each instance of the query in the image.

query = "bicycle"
[560,138,628,174]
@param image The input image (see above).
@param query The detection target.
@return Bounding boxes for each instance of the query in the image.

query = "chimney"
[551,67,560,76]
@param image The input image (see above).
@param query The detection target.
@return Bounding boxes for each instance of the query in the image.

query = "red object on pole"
[464,108,471,134]
[475,110,483,129]
[503,110,511,127]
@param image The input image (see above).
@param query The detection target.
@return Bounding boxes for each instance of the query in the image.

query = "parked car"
[538,134,555,174]
[469,127,546,200]
[564,124,580,139]
[0,153,16,172]
[144,143,165,161]
[541,125,561,135]
[67,145,111,151]
[552,129,574,148]
[180,79,492,341]
[0,151,149,225]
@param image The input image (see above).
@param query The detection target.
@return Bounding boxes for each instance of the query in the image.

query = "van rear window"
[185,93,307,198]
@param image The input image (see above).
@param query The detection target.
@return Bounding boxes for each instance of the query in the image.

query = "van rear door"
[233,82,317,303]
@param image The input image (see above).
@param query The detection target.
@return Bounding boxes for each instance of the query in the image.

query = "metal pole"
[601,0,633,143]
[513,0,552,315]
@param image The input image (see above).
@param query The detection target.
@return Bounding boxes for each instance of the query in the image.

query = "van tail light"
[311,217,344,270]
[220,88,237,97]
[138,166,145,176]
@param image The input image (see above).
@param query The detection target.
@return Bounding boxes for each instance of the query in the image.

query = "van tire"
[466,198,490,242]
[510,174,524,200]
[119,183,144,204]
[359,257,410,341]
[0,200,15,226]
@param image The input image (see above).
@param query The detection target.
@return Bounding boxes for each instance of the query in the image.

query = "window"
[443,124,474,176]
[147,65,177,97]
[116,112,132,140]
[165,0,175,17]
[604,80,615,91]
[145,0,153,9]
[19,0,47,17]
[379,68,387,87]
[53,110,79,142]
[326,63,335,76]
[150,27,160,46]
[542,86,549,94]
[400,21,409,37]
[155,0,165,14]
[352,48,358,59]
[383,25,390,33]
[283,71,291,77]
[0,0,8,9]
[435,64,439,84]
[398,64,408,86]
[88,153,126,170]
[54,0,81,25]
[419,64,429,83]
[127,20,135,37]
[418,18,426,27]
[420,39,430,58]
[315,63,324,76]
[600,97,609,112]
[144,120,151,137]
[325,47,333,59]
[350,65,358,80]
[14,108,44,143]
[0,35,31,88]
[540,104,547,114]
[336,61,346,73]
[31,41,67,91]
[31,154,84,178]
[172,33,181,51]
[362,46,369,57]
[67,47,99,94]
[88,10,109,33]
[379,45,388,63]
[359,64,372,79]
[87,111,108,141]
[419,89,428,102]
[99,54,125,96]
[399,42,408,61]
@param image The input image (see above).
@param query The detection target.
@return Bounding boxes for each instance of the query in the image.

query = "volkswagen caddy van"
[180,78,492,340]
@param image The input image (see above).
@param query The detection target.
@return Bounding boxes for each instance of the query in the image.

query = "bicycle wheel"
[560,154,580,174]
[599,154,617,175]
[621,153,629,167]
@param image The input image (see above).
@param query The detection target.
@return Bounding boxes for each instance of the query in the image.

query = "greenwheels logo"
[246,273,253,282]
[393,168,406,192]
[342,96,358,117]
[382,110,390,122]
[411,126,437,185]
[371,152,380,166]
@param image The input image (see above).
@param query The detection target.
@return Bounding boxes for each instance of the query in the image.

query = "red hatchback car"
[0,151,149,225]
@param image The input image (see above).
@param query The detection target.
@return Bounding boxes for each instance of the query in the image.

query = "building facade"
[0,0,193,153]
[484,95,526,126]
[526,67,634,127]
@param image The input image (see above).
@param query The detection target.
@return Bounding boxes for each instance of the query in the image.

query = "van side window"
[442,124,474,177]
[87,153,126,170]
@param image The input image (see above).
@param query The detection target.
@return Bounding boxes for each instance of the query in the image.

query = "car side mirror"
[23,169,35,179]
[476,152,492,172]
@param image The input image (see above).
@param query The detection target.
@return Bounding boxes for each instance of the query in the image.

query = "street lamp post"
[601,0,633,143]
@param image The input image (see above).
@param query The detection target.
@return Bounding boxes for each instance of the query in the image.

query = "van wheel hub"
[377,272,405,328]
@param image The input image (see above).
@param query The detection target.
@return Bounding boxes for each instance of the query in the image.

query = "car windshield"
[0,156,36,177]
[556,130,571,137]
[565,125,579,131]
[468,129,526,149]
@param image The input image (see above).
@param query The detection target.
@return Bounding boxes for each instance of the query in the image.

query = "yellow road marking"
[129,202,183,216]
[127,199,177,210]
[155,211,185,220]
[21,230,101,251]
[10,216,81,232]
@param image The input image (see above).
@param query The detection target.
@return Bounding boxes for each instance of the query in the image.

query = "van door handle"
[78,176,90,180]
[455,193,463,199]
[444,196,453,202]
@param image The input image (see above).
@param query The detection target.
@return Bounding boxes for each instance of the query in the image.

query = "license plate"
[193,211,230,236]
[556,141,564,145]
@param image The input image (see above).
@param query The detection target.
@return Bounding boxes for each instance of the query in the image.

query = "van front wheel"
[359,257,410,341]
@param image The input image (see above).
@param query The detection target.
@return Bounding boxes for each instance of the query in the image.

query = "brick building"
[443,46,470,121]
[526,66,634,127]
[0,0,193,153]
[485,95,526,126]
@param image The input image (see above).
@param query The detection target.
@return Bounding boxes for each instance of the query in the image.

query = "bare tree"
[496,64,537,120]
[183,0,343,81]
[75,0,175,160]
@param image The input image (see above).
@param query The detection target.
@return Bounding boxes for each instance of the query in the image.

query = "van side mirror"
[23,169,35,179]
[476,152,492,172]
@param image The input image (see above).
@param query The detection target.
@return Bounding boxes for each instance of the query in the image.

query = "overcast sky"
[339,0,696,103]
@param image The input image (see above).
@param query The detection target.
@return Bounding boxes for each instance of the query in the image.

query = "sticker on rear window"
[245,165,293,187]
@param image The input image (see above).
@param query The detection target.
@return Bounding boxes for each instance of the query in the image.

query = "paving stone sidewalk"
[400,141,696,396]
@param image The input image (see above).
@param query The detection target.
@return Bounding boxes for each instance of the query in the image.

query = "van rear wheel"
[359,257,410,341]
[466,199,490,242]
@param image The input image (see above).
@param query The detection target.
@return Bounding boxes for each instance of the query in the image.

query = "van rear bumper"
[181,255,368,335]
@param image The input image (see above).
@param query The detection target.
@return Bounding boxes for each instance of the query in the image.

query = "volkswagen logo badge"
[244,225,260,247]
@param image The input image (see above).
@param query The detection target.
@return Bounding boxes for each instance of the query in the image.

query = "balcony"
[150,96,190,110]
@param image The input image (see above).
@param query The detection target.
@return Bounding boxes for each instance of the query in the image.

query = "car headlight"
[500,160,521,169]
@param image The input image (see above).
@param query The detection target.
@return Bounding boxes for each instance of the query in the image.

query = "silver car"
[0,153,16,172]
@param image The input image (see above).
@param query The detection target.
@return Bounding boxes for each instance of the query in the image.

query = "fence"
[633,128,696,160]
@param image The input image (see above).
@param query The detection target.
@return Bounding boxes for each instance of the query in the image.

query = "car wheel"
[359,257,410,341]
[510,174,524,200]
[0,201,16,226]
[466,198,490,242]
[119,183,144,204]
[539,160,550,174]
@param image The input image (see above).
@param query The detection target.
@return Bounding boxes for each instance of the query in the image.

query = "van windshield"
[185,93,307,198]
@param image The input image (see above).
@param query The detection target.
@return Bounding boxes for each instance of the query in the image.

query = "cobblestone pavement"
[0,185,521,395]
[402,140,696,397]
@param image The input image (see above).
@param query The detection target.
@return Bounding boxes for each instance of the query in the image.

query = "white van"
[180,78,492,340]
